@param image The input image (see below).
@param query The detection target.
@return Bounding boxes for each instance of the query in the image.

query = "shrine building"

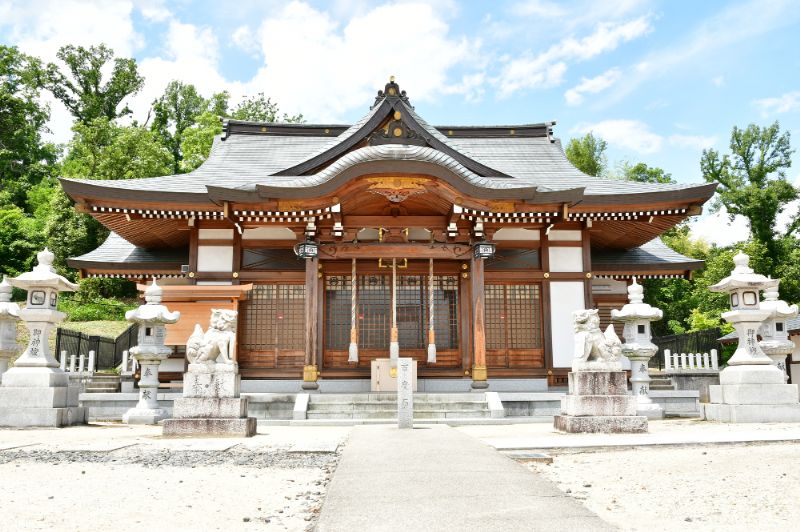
[60,78,715,391]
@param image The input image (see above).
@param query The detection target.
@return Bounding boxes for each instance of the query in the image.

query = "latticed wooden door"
[238,284,306,369]
[322,273,460,369]
[485,283,545,368]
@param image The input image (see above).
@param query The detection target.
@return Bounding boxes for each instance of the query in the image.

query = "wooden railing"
[663,349,719,371]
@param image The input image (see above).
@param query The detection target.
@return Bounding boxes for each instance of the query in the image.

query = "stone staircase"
[648,371,675,391]
[83,374,120,393]
[306,393,491,420]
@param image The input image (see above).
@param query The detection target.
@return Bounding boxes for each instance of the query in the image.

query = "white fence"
[664,349,719,371]
[59,349,97,374]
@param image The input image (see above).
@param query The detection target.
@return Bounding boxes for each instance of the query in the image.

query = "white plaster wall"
[493,228,540,241]
[198,229,233,239]
[549,281,587,367]
[549,247,583,272]
[195,281,233,286]
[242,227,296,240]
[197,246,233,272]
[548,229,582,241]
[790,334,800,384]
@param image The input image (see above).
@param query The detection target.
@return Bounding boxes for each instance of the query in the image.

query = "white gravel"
[527,441,800,531]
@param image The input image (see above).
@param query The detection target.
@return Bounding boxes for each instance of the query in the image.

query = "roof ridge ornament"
[372,76,412,109]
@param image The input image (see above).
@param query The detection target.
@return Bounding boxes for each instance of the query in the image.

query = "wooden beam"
[317,242,472,260]
[470,255,487,382]
[343,215,447,229]
[304,256,319,368]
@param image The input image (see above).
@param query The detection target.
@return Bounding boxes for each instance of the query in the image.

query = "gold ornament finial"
[390,75,395,82]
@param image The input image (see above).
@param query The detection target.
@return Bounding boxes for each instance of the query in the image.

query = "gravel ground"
[526,441,800,531]
[0,426,347,532]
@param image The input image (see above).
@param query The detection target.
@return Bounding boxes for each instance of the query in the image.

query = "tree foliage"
[565,132,607,176]
[0,45,59,211]
[44,44,144,124]
[701,121,796,263]
[619,161,674,184]
[151,81,210,174]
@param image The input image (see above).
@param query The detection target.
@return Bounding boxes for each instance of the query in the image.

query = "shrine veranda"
[56,78,720,395]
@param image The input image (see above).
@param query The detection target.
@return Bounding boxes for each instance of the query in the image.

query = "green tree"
[619,161,675,184]
[230,93,304,123]
[62,118,172,180]
[179,111,223,173]
[45,44,144,125]
[0,204,46,277]
[701,122,796,264]
[565,132,607,176]
[151,81,208,174]
[0,45,59,211]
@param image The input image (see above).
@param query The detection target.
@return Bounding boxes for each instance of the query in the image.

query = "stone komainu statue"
[186,309,238,366]
[572,309,623,372]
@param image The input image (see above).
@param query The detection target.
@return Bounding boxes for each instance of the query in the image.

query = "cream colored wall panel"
[549,281,587,368]
[549,247,583,273]
[197,246,233,272]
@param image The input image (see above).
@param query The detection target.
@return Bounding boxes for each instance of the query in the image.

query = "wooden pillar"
[302,256,319,389]
[470,255,488,389]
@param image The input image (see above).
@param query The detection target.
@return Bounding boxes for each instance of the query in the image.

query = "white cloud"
[689,206,750,247]
[668,134,717,150]
[510,0,568,18]
[135,0,171,22]
[572,119,662,154]
[753,91,800,116]
[246,1,479,122]
[231,25,260,57]
[564,67,621,106]
[711,75,725,87]
[497,16,651,97]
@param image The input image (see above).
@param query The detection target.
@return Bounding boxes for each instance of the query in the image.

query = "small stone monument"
[163,309,256,437]
[758,285,798,382]
[612,278,664,419]
[123,280,180,424]
[397,357,413,429]
[705,252,800,422]
[0,249,86,427]
[554,309,647,433]
[0,276,21,383]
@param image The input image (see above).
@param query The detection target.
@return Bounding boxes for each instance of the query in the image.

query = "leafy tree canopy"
[151,80,212,174]
[701,121,796,262]
[45,44,144,124]
[618,161,675,184]
[0,45,59,211]
[565,132,607,177]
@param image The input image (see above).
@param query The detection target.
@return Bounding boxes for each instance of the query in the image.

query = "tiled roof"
[592,238,704,269]
[69,233,188,266]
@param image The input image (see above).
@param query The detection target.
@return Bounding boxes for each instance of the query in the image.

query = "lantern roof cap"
[125,279,180,324]
[611,277,663,321]
[760,285,799,320]
[9,248,79,292]
[0,276,20,319]
[709,251,778,293]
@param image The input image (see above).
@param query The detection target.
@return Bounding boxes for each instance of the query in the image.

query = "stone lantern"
[0,276,21,383]
[611,278,664,419]
[122,280,180,424]
[705,251,800,422]
[0,248,85,427]
[759,285,798,382]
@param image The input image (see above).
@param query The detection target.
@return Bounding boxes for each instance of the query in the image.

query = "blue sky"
[2,0,799,244]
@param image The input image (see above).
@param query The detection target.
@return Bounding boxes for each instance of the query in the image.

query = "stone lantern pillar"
[611,278,664,419]
[759,285,798,382]
[0,248,86,427]
[122,280,180,424]
[0,276,21,383]
[705,251,800,422]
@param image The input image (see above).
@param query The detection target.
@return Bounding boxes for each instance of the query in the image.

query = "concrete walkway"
[316,424,613,532]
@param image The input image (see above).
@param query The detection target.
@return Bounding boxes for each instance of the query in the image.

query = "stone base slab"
[172,397,248,418]
[708,383,799,405]
[636,402,665,419]
[561,394,637,416]
[182,371,240,398]
[1,368,68,388]
[568,371,628,396]
[0,386,70,408]
[554,414,648,433]
[123,408,168,425]
[704,403,800,423]
[0,406,86,427]
[163,417,256,437]
[719,365,785,385]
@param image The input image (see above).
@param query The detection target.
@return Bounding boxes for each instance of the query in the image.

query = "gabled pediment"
[273,78,511,178]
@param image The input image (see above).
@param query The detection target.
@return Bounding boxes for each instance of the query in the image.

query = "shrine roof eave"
[573,183,717,208]
[591,238,705,273]
[59,177,216,207]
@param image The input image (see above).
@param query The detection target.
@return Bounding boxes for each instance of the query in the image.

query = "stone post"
[705,252,800,422]
[0,277,21,384]
[122,280,180,425]
[758,286,798,382]
[397,357,413,429]
[612,278,664,419]
[0,248,85,427]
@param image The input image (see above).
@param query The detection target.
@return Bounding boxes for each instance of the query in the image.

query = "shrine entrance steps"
[648,371,676,391]
[306,393,492,421]
[83,374,120,393]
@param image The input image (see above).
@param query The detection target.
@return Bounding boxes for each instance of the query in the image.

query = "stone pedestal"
[122,359,166,424]
[0,249,85,427]
[163,363,256,437]
[554,371,648,433]
[705,365,800,422]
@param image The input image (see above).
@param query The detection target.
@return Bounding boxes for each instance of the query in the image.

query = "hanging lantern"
[473,241,496,260]
[293,238,319,259]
